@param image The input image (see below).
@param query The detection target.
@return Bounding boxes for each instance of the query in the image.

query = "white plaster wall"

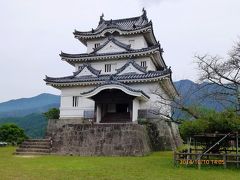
[117,63,144,75]
[60,86,95,119]
[132,57,157,71]
[75,65,79,71]
[75,63,83,72]
[90,60,121,75]
[61,85,96,96]
[96,41,126,54]
[59,81,171,119]
[86,38,105,53]
[114,35,148,49]
[130,82,171,117]
[132,98,140,122]
[96,104,101,123]
[144,57,157,71]
[75,67,97,77]
[74,57,156,76]
[60,107,93,119]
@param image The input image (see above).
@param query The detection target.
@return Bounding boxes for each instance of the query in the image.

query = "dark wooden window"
[140,61,147,67]
[78,65,83,70]
[72,96,79,107]
[105,64,112,72]
[94,43,100,48]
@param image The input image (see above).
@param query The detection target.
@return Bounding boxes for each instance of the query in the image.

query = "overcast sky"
[0,0,239,102]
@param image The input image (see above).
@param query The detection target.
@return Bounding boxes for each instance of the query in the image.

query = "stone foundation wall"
[46,119,85,138]
[50,123,151,156]
[148,119,182,150]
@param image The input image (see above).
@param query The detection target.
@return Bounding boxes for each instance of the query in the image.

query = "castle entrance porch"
[93,89,133,123]
[80,82,149,123]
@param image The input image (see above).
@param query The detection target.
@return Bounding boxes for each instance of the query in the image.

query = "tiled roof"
[91,36,132,54]
[81,80,150,99]
[115,59,147,74]
[60,44,160,59]
[44,69,171,84]
[74,9,149,36]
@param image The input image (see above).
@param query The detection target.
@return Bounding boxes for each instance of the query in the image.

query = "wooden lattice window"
[105,64,112,72]
[141,61,147,67]
[72,96,79,107]
[94,43,100,48]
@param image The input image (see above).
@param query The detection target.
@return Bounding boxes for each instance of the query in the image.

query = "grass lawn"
[0,147,239,180]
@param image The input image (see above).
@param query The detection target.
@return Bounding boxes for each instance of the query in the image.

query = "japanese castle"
[45,9,178,123]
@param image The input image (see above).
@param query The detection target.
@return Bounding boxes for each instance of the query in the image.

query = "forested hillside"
[0,93,59,138]
[0,113,47,138]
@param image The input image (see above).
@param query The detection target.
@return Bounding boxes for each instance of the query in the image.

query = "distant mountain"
[0,93,60,117]
[174,79,235,112]
[0,93,60,138]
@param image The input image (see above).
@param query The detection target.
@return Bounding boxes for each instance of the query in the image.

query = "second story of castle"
[59,9,167,76]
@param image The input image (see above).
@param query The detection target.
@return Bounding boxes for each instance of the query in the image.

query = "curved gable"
[97,41,127,54]
[73,64,101,77]
[116,60,147,75]
[90,36,132,54]
[81,81,149,101]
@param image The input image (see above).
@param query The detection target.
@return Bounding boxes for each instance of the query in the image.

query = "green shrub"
[43,108,60,119]
[179,110,240,140]
[0,124,28,145]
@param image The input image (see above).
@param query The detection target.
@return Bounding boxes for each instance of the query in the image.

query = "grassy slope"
[0,147,239,180]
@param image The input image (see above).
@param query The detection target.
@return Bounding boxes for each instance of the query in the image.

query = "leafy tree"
[179,110,240,140]
[179,119,208,140]
[43,108,60,119]
[0,113,48,139]
[0,124,28,145]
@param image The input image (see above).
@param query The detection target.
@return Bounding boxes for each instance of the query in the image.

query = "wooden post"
[173,151,177,167]
[237,132,239,168]
[198,154,201,170]
[186,137,191,166]
[223,154,227,169]
[194,139,197,153]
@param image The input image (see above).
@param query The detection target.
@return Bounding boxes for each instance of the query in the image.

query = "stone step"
[21,141,51,146]
[16,138,51,155]
[19,144,51,149]
[15,152,50,155]
[16,148,51,153]
[25,139,50,142]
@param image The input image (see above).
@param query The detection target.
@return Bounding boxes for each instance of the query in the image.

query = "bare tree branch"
[152,39,240,120]
[195,40,240,113]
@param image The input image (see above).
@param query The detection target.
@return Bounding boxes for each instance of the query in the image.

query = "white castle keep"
[45,9,178,124]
